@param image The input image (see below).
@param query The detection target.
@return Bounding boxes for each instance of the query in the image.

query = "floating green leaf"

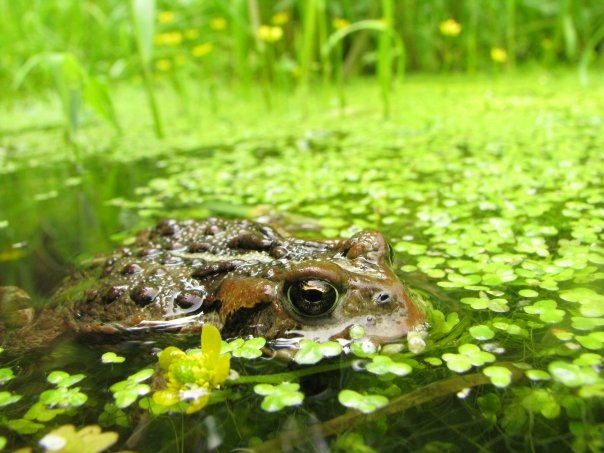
[442,343,496,373]
[338,389,388,414]
[254,383,304,412]
[47,371,86,388]
[365,355,413,377]
[110,368,154,408]
[101,352,126,364]
[0,390,22,407]
[483,366,513,388]
[523,299,565,323]
[294,340,343,364]
[0,367,15,385]
[469,325,495,340]
[222,337,266,359]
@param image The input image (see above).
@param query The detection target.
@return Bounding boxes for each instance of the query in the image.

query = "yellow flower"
[153,325,230,414]
[185,28,199,40]
[439,19,462,37]
[158,11,175,24]
[271,11,289,25]
[154,31,183,46]
[258,25,283,43]
[192,42,213,58]
[155,59,172,71]
[210,17,227,31]
[332,18,350,30]
[490,47,508,63]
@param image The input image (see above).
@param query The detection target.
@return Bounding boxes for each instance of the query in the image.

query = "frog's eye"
[286,279,339,317]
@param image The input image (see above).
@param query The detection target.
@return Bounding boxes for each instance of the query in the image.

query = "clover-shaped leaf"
[223,337,266,359]
[442,343,496,373]
[469,325,495,341]
[101,352,125,364]
[0,390,22,407]
[460,296,509,313]
[254,382,304,412]
[548,361,599,388]
[47,371,86,388]
[294,340,342,365]
[0,367,15,385]
[521,389,560,419]
[40,386,88,408]
[483,366,513,388]
[24,401,66,422]
[366,355,412,377]
[338,389,388,414]
[523,299,565,323]
[110,368,153,408]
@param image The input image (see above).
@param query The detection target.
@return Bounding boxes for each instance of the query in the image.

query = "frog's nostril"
[375,292,393,305]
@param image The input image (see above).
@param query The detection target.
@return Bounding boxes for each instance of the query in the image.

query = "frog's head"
[218,230,426,345]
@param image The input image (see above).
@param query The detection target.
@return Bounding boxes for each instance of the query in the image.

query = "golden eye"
[286,279,339,317]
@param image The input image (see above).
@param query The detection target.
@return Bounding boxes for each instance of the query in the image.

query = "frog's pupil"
[287,279,339,317]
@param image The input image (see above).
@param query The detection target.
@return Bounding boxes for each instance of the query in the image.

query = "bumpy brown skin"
[1,218,425,352]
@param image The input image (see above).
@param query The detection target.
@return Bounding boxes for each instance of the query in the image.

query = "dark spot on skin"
[174,291,206,311]
[206,224,223,235]
[189,242,211,252]
[103,285,128,303]
[101,265,114,277]
[165,241,185,251]
[121,263,144,275]
[192,261,240,279]
[157,219,179,236]
[117,247,132,257]
[84,289,98,302]
[130,285,159,306]
[138,247,160,257]
[228,232,273,250]
[270,246,288,258]
[150,267,167,277]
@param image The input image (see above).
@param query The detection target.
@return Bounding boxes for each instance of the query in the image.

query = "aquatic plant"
[152,325,230,414]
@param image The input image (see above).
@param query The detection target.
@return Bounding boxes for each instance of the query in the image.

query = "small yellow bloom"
[210,17,227,31]
[271,11,289,25]
[192,42,213,58]
[490,47,508,63]
[332,18,350,30]
[258,25,283,43]
[185,28,199,40]
[439,18,462,37]
[155,59,172,71]
[157,11,175,24]
[154,31,183,46]
[152,325,230,414]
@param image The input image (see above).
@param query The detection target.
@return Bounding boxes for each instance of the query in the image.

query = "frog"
[0,218,425,353]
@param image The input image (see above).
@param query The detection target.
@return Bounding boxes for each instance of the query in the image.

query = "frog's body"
[1,218,425,352]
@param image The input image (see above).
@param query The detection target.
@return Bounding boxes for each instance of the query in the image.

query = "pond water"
[1,72,603,452]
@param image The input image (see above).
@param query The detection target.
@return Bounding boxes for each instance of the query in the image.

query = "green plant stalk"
[465,0,479,73]
[578,23,604,84]
[129,0,164,139]
[254,364,525,451]
[230,0,252,92]
[505,0,516,70]
[377,0,394,118]
[298,0,317,92]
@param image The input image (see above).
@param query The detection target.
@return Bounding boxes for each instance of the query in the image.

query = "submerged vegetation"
[1,0,603,451]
